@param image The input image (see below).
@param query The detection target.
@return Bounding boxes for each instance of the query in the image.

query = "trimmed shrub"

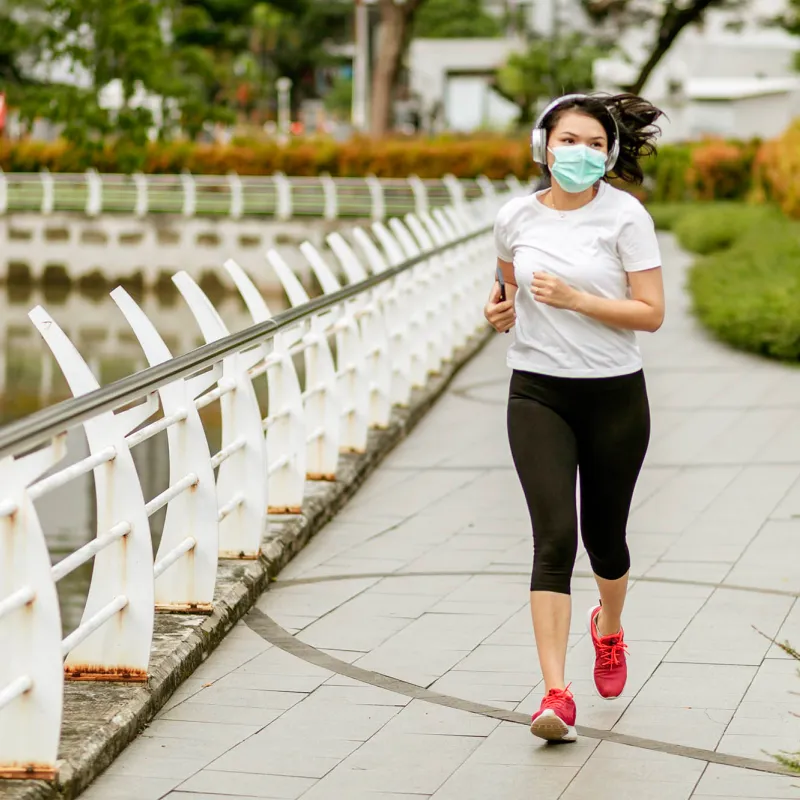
[0,135,759,192]
[0,136,540,180]
[647,202,692,231]
[754,122,800,218]
[687,139,758,201]
[672,202,773,255]
[679,203,800,361]
[642,144,693,203]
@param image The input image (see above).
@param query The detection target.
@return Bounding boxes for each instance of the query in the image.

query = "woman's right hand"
[484,282,516,333]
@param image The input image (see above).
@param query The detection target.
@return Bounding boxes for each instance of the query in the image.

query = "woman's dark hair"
[540,93,664,185]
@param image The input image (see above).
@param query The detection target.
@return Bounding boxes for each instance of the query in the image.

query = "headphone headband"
[530,93,620,173]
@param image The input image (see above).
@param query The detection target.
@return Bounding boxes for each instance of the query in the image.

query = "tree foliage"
[413,0,501,38]
[495,33,604,126]
[0,0,351,144]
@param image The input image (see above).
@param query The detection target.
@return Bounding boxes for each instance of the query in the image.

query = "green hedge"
[651,202,800,361]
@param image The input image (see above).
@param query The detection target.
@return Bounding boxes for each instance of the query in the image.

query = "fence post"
[28,306,155,681]
[320,172,338,221]
[300,242,369,453]
[405,213,454,365]
[351,228,412,407]
[228,171,244,220]
[476,174,496,198]
[366,174,385,221]
[408,174,429,217]
[85,168,103,217]
[476,174,496,216]
[0,442,66,779]
[223,259,307,515]
[267,250,341,480]
[133,172,149,218]
[442,174,466,208]
[273,172,293,220]
[110,287,219,612]
[172,273,267,559]
[421,212,470,351]
[441,206,489,334]
[40,169,54,215]
[506,174,523,194]
[181,170,196,218]
[372,222,428,388]
[389,217,445,376]
[327,233,392,428]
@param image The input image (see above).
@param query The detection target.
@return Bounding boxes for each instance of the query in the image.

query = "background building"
[406,0,800,140]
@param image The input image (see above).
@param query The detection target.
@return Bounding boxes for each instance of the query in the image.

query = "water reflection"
[0,281,289,633]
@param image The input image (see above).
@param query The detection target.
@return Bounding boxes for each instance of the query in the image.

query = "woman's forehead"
[552,111,607,138]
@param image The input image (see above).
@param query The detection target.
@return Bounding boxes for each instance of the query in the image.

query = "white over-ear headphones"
[530,93,621,174]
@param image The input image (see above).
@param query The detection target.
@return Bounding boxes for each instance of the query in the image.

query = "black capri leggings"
[507,369,650,595]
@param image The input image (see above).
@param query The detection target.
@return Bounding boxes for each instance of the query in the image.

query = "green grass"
[649,201,800,362]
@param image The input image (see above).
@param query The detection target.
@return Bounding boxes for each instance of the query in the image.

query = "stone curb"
[0,329,492,800]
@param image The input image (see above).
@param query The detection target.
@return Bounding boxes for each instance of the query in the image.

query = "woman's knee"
[531,528,577,594]
[584,538,630,582]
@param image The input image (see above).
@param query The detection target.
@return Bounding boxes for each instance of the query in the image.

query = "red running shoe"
[587,604,628,700]
[529,686,577,742]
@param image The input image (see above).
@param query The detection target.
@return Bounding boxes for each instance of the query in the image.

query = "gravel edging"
[0,328,492,800]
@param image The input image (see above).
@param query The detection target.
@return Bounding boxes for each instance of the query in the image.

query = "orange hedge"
[640,138,758,203]
[0,134,770,203]
[753,122,800,218]
[687,139,758,201]
[0,136,537,180]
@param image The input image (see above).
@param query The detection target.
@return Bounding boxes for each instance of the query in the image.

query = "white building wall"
[408,38,522,130]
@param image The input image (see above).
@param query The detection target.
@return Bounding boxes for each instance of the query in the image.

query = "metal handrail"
[0,226,488,460]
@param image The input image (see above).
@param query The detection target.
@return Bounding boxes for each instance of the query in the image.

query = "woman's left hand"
[531,273,581,311]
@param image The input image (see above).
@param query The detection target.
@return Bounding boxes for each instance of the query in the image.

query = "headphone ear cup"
[531,129,547,165]
[605,139,620,173]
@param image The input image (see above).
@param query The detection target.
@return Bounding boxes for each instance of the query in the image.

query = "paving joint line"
[245,608,796,778]
[269,569,800,600]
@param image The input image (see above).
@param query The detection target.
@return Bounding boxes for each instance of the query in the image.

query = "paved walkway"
[84,235,800,800]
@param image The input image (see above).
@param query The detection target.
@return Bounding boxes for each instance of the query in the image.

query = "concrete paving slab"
[78,233,800,800]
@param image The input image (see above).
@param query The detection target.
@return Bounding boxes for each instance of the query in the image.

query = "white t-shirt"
[494,182,661,378]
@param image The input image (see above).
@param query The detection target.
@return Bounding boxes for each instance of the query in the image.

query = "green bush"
[643,145,693,203]
[647,202,691,231]
[673,203,774,255]
[683,203,800,361]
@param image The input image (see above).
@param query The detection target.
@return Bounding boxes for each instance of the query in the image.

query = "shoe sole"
[586,605,625,702]
[530,709,577,743]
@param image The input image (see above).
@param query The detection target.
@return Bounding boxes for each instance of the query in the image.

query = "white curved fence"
[0,169,520,220]
[0,181,525,780]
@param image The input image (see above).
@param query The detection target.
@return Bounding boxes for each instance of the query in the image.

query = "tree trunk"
[370,0,424,138]
[628,0,719,95]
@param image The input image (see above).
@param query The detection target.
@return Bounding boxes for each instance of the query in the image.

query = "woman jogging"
[484,93,665,743]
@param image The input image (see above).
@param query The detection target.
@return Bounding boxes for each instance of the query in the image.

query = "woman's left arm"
[532,267,665,333]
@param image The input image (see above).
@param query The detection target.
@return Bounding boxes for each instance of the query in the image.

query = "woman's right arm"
[484,258,517,333]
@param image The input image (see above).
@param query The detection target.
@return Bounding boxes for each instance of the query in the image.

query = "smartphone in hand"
[495,266,509,334]
[496,266,507,303]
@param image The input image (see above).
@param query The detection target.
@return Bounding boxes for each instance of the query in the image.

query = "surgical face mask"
[548,144,607,194]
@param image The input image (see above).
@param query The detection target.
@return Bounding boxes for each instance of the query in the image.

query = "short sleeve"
[494,206,514,262]
[617,202,662,272]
